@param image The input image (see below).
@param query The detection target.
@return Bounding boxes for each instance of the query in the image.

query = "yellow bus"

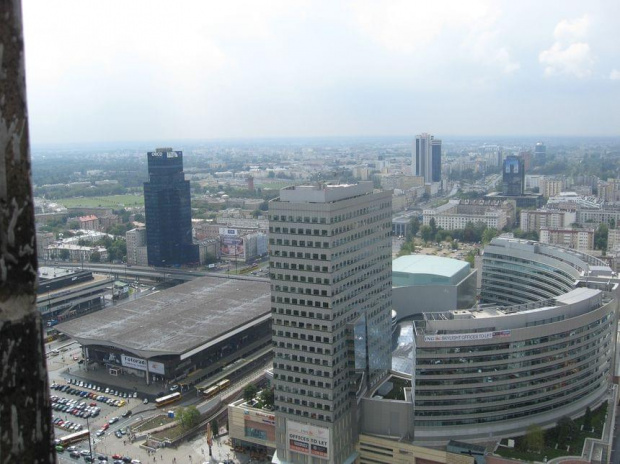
[217,379,231,391]
[202,385,220,399]
[58,429,90,447]
[155,392,182,407]
[201,378,231,399]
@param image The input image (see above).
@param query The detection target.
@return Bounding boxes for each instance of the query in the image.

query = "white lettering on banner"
[286,420,330,459]
[423,330,511,342]
[121,354,165,375]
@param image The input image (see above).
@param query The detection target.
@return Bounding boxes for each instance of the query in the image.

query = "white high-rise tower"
[269,182,392,464]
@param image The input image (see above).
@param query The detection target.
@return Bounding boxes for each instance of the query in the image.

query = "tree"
[133,213,145,222]
[260,389,275,408]
[398,242,413,257]
[523,424,545,453]
[429,218,438,237]
[407,217,420,240]
[594,223,608,251]
[243,384,258,403]
[90,251,101,263]
[177,406,201,430]
[465,253,475,267]
[482,228,499,245]
[59,249,70,261]
[420,225,433,243]
[556,416,576,445]
[210,418,219,437]
[583,406,592,431]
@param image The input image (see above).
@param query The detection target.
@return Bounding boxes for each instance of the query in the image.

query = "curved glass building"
[409,236,618,442]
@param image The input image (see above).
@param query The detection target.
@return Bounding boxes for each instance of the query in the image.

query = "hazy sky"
[22,0,620,145]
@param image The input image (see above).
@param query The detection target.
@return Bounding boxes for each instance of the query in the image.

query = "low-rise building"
[44,244,108,263]
[539,227,595,251]
[392,255,477,318]
[78,215,100,231]
[126,228,148,266]
[520,209,575,233]
[423,199,512,231]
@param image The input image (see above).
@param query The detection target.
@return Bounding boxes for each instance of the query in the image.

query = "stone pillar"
[0,0,54,462]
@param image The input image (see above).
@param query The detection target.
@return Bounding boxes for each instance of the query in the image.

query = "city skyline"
[22,0,620,145]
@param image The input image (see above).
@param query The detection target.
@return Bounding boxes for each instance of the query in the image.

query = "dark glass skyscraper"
[144,148,198,266]
[502,155,525,196]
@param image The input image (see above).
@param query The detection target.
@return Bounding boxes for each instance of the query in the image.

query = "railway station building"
[56,275,272,388]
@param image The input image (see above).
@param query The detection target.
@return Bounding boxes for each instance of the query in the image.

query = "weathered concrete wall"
[0,0,54,462]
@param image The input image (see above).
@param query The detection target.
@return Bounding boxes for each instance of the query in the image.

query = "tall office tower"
[269,182,392,464]
[414,133,442,183]
[502,155,525,196]
[144,148,199,267]
[535,142,546,165]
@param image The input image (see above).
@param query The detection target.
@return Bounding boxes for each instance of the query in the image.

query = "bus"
[201,378,231,399]
[202,385,220,399]
[217,379,231,392]
[155,392,182,407]
[57,429,90,447]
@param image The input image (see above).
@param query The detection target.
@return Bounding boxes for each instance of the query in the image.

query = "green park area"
[55,194,144,209]
[495,402,607,461]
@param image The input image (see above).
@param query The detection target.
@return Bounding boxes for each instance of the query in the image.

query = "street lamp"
[86,416,93,458]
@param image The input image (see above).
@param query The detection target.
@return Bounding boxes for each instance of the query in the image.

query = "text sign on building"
[423,330,511,342]
[286,420,330,460]
[121,354,165,375]
[244,409,275,426]
[219,228,238,236]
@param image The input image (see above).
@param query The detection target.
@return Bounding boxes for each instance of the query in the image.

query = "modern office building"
[268,182,393,464]
[144,148,199,266]
[411,236,618,443]
[502,155,524,196]
[534,141,546,165]
[414,133,442,184]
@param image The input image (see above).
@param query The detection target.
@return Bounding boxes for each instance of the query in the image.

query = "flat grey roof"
[57,275,270,359]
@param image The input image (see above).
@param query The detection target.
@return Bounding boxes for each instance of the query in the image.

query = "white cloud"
[610,69,620,80]
[351,0,518,74]
[539,15,593,78]
[554,15,590,42]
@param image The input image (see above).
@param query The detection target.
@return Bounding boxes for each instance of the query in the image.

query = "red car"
[102,423,110,430]
[112,454,122,460]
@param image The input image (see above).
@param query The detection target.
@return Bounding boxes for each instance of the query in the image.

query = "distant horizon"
[30,133,620,153]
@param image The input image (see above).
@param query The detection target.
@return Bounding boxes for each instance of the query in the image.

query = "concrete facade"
[269,182,393,464]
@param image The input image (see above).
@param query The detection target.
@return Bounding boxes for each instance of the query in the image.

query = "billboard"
[219,228,238,236]
[287,420,330,460]
[221,235,245,260]
[423,330,511,342]
[121,354,165,375]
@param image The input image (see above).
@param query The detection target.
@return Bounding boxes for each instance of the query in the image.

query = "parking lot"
[52,379,143,463]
